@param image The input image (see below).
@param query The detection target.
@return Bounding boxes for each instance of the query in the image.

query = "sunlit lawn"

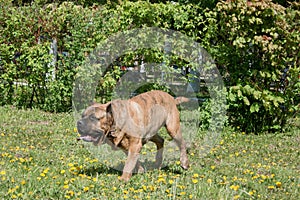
[0,106,299,199]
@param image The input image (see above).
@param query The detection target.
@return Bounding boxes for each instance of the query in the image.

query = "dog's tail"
[175,97,190,105]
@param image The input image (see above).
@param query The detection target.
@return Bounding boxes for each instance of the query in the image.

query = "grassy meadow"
[0,105,299,199]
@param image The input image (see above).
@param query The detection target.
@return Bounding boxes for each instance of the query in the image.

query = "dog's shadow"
[79,161,184,178]
[78,165,122,177]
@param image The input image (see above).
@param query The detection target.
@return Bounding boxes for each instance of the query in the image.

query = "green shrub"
[202,0,299,132]
[0,0,298,132]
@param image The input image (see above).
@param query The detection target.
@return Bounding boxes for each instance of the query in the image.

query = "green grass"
[0,106,299,199]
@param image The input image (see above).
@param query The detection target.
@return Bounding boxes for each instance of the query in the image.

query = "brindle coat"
[77,90,189,182]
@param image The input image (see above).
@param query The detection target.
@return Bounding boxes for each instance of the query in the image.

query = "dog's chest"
[107,130,129,151]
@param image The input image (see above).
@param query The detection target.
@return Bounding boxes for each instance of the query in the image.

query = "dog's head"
[77,103,113,145]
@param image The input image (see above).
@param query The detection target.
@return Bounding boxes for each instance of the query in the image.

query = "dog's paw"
[119,173,131,182]
[137,165,145,173]
[180,158,190,170]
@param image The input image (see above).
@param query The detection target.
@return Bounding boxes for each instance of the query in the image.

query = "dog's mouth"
[77,129,107,145]
[78,135,100,142]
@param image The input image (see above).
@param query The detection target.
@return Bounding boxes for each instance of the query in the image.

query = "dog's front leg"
[120,139,142,182]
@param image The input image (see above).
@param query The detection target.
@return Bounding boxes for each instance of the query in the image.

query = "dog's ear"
[109,100,128,128]
[106,102,111,111]
[106,102,112,116]
[89,100,96,106]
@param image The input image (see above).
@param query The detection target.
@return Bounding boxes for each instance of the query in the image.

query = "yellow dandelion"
[68,163,74,167]
[69,166,77,172]
[148,185,155,191]
[275,181,282,187]
[83,186,89,192]
[177,185,186,189]
[165,189,170,194]
[157,177,165,183]
[180,191,186,195]
[192,179,198,184]
[259,179,264,183]
[169,179,174,184]
[65,195,71,199]
[7,188,13,194]
[60,170,66,174]
[40,173,46,177]
[268,185,275,190]
[37,177,41,181]
[70,178,76,183]
[271,173,275,178]
[63,185,69,189]
[261,175,267,179]
[0,170,6,175]
[211,165,216,170]
[43,168,50,174]
[207,179,212,184]
[230,185,240,191]
[193,173,199,178]
[67,190,75,196]
[21,180,26,185]
[223,176,227,181]
[233,195,240,199]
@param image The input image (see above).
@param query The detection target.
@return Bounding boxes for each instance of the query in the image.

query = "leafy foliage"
[0,0,299,132]
[205,0,300,132]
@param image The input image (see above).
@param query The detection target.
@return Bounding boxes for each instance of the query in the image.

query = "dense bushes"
[0,0,299,132]
[210,1,300,132]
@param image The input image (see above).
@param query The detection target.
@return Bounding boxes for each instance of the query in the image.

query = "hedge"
[0,0,299,132]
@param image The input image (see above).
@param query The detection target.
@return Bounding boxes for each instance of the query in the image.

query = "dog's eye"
[89,115,99,121]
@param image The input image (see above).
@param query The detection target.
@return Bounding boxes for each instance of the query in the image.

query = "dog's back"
[130,90,176,111]
[125,91,181,138]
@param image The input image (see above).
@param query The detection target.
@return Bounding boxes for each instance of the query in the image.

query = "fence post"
[47,38,57,81]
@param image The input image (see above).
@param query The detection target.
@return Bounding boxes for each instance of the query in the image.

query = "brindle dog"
[77,90,189,182]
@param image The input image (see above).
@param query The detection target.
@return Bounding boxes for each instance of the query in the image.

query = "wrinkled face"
[77,104,111,144]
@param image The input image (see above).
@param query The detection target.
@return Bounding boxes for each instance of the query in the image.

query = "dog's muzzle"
[76,120,106,144]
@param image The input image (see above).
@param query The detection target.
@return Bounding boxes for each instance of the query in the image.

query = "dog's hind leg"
[172,131,189,170]
[165,115,189,170]
[150,134,164,169]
